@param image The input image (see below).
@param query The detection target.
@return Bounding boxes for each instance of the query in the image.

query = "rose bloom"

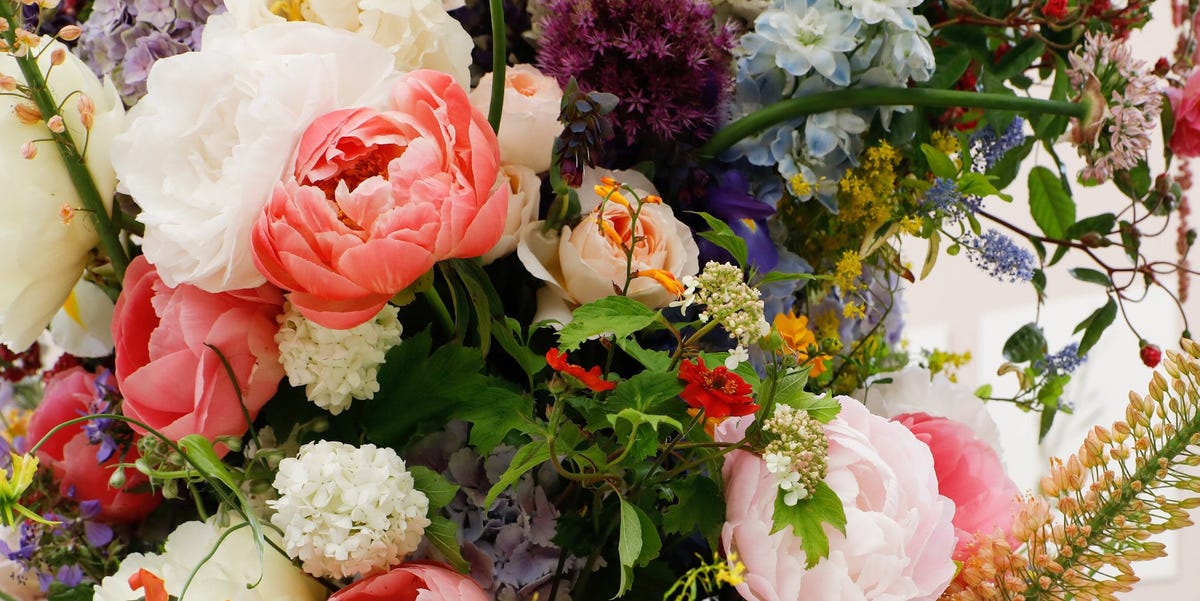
[252,70,505,329]
[719,397,956,601]
[517,168,700,324]
[481,164,542,265]
[27,367,161,523]
[112,19,397,292]
[1168,69,1200,157]
[112,256,285,443]
[0,38,123,351]
[469,64,564,173]
[329,563,488,601]
[678,357,758,418]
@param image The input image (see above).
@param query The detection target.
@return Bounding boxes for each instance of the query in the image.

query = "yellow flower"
[832,250,863,291]
[842,301,866,320]
[931,130,960,156]
[716,553,747,586]
[773,312,829,377]
[0,453,55,526]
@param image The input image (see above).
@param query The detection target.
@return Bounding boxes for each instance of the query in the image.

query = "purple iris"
[696,170,780,273]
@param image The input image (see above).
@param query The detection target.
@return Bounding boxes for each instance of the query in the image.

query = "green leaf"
[1113,160,1152,201]
[926,46,972,89]
[485,440,551,507]
[1037,374,1070,440]
[662,476,725,547]
[1069,268,1111,287]
[617,498,642,595]
[994,38,1044,81]
[615,337,673,372]
[1076,297,1117,355]
[1028,166,1076,239]
[754,271,822,286]
[921,143,958,179]
[557,296,658,351]
[1033,57,1071,141]
[409,466,459,511]
[691,211,749,267]
[607,408,684,463]
[452,385,535,455]
[1002,323,1047,363]
[611,371,685,414]
[771,481,847,568]
[492,316,546,377]
[1066,213,1117,239]
[958,173,1012,201]
[425,515,471,573]
[46,586,93,601]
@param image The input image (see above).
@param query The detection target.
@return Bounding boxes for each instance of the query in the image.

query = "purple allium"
[537,0,736,146]
[966,229,1036,283]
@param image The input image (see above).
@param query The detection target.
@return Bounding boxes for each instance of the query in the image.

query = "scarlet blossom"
[329,562,488,601]
[1141,343,1163,367]
[677,358,758,418]
[1041,0,1068,19]
[128,569,167,601]
[545,348,615,392]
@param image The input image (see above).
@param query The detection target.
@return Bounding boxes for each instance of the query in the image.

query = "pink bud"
[20,141,37,160]
[47,115,65,133]
[57,24,81,41]
[50,48,66,66]
[77,95,95,130]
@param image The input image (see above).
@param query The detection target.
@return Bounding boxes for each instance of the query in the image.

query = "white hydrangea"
[269,441,430,579]
[276,302,403,415]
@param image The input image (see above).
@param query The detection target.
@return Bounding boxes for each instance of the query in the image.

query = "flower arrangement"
[0,0,1197,599]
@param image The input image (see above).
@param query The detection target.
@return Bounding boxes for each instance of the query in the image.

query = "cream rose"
[111,19,397,292]
[469,64,564,172]
[517,168,699,324]
[482,164,542,265]
[223,0,472,88]
[0,37,122,351]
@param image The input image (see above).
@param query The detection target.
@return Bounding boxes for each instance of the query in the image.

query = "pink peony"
[328,563,488,601]
[1168,69,1200,157]
[252,69,505,329]
[111,256,285,445]
[719,397,956,601]
[27,367,161,523]
[894,412,1021,561]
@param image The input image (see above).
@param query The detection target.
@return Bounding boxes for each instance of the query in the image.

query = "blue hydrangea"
[970,118,1027,170]
[967,230,1036,283]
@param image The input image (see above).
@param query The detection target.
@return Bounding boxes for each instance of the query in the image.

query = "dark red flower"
[677,358,757,418]
[1140,343,1162,368]
[546,348,616,392]
[1042,0,1068,19]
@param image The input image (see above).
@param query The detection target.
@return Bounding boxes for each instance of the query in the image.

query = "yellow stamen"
[62,288,83,326]
[635,269,685,296]
[268,0,307,21]
[642,194,663,204]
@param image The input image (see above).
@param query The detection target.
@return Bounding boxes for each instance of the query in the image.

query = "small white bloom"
[805,109,868,157]
[276,302,403,415]
[269,441,430,579]
[49,278,114,358]
[726,345,750,370]
[743,0,861,86]
[836,0,922,30]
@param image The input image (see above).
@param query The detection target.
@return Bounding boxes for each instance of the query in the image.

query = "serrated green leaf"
[1002,323,1047,363]
[1028,166,1076,239]
[611,371,685,413]
[1069,268,1111,287]
[771,481,847,568]
[615,337,672,372]
[452,385,535,455]
[557,296,658,351]
[485,440,550,507]
[409,466,460,511]
[691,211,748,268]
[662,476,725,546]
[617,498,643,595]
[425,515,471,573]
[1077,297,1117,355]
[921,143,958,179]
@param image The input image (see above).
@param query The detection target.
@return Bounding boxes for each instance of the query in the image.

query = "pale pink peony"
[328,562,488,601]
[718,397,956,601]
[252,69,505,329]
[1168,69,1200,157]
[111,256,285,445]
[894,412,1021,561]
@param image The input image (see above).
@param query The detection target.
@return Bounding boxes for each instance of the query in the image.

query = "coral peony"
[111,256,284,444]
[718,397,956,601]
[329,562,488,601]
[27,367,160,523]
[1168,69,1200,157]
[252,70,505,329]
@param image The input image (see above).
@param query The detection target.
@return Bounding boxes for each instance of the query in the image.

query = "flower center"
[312,145,402,231]
[793,13,826,46]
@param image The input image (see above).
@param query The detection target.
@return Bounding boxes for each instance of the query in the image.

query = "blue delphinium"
[967,229,1036,283]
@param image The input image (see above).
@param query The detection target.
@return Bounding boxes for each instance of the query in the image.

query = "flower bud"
[56,24,81,41]
[108,468,127,489]
[76,94,95,130]
[1141,343,1162,368]
[0,75,14,91]
[14,103,42,125]
[19,141,37,159]
[46,114,64,133]
[49,48,66,66]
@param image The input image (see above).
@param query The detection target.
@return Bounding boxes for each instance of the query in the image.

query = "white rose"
[49,278,115,358]
[482,164,542,264]
[93,519,326,601]
[223,0,472,88]
[0,37,122,351]
[517,168,699,324]
[112,19,397,292]
[469,64,564,172]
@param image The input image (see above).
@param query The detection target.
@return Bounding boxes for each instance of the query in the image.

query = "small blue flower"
[967,230,1036,283]
[1037,343,1088,375]
[970,118,1027,170]
[923,178,982,217]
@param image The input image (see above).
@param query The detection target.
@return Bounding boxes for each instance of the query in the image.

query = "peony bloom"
[111,256,285,444]
[517,168,700,323]
[469,64,564,173]
[252,70,505,329]
[27,367,161,523]
[481,164,542,265]
[0,37,123,351]
[678,358,758,418]
[49,278,115,358]
[1168,69,1200,157]
[111,19,397,292]
[329,562,488,601]
[719,397,956,601]
[92,519,326,601]
[222,0,472,87]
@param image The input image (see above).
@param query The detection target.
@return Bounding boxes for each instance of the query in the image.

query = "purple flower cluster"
[536,0,736,146]
[1037,342,1087,376]
[967,229,1036,283]
[970,118,1027,170]
[81,370,119,463]
[75,0,223,104]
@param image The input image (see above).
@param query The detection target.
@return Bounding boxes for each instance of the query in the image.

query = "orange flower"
[128,569,168,601]
[635,269,685,296]
[773,312,829,377]
[546,348,616,392]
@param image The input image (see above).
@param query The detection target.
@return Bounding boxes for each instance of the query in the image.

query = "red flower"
[1041,0,1068,19]
[1140,343,1162,368]
[129,569,168,601]
[677,358,758,418]
[546,348,616,392]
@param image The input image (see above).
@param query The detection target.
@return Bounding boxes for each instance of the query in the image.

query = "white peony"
[223,0,472,88]
[92,519,326,601]
[49,278,114,358]
[481,164,542,265]
[855,366,1003,455]
[0,37,122,351]
[111,18,397,292]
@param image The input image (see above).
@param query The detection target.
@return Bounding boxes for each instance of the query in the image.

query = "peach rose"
[516,168,699,323]
[111,256,285,445]
[481,164,542,264]
[329,563,488,601]
[252,70,505,329]
[469,64,563,173]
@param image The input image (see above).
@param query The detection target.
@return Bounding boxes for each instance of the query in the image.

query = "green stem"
[0,11,129,280]
[422,288,455,335]
[487,0,506,133]
[697,88,1090,159]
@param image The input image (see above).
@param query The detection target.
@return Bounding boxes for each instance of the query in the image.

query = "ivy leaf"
[409,466,459,511]
[557,296,658,351]
[691,211,748,268]
[1002,323,1047,363]
[425,515,471,573]
[485,440,550,507]
[1028,166,1076,239]
[771,481,847,568]
[662,476,725,547]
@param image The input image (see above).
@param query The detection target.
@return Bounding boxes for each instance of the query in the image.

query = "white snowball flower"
[742,0,862,86]
[269,441,430,579]
[92,519,326,601]
[276,302,403,415]
[111,18,397,292]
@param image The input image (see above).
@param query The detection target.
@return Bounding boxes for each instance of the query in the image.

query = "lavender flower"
[537,0,736,146]
[966,230,1036,283]
[970,118,1027,170]
[1037,343,1087,375]
[923,177,981,217]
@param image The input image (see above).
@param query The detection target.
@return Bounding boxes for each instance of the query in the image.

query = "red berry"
[1140,343,1162,368]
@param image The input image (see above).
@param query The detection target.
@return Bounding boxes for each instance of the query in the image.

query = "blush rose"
[469,64,563,173]
[328,563,488,601]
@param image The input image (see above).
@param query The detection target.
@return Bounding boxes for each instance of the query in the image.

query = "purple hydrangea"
[75,0,223,104]
[536,0,736,146]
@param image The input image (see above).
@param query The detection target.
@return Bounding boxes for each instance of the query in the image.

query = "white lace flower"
[269,441,430,579]
[742,0,861,86]
[276,302,402,415]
